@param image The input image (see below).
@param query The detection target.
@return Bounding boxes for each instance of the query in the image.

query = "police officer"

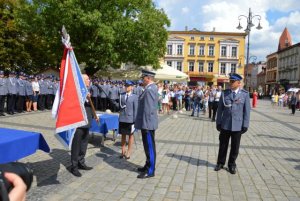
[0,70,7,116]
[133,80,144,97]
[16,72,26,113]
[38,75,47,110]
[90,79,99,110]
[109,81,120,112]
[215,73,250,174]
[7,71,17,115]
[135,70,158,179]
[119,80,138,159]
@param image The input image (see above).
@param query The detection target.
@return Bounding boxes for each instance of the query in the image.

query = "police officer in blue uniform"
[135,70,158,179]
[215,73,250,174]
[109,81,120,112]
[7,71,17,115]
[16,72,26,113]
[0,70,7,116]
[119,80,138,159]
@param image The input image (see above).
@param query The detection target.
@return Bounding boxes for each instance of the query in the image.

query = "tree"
[16,0,170,75]
[0,0,30,71]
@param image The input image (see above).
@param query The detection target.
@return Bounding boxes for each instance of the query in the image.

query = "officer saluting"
[135,70,158,179]
[215,73,250,174]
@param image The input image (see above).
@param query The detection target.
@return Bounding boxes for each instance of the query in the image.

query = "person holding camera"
[215,73,250,174]
[1,173,27,201]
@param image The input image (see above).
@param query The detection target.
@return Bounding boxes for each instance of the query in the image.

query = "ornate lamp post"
[237,8,262,90]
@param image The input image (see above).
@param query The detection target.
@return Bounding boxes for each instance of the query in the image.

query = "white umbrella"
[287,88,300,92]
[154,63,189,81]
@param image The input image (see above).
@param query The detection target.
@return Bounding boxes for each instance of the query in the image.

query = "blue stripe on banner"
[147,131,155,175]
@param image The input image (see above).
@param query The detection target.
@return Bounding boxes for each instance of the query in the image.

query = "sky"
[153,0,300,62]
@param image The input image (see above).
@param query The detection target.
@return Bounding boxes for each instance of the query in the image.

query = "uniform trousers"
[16,95,25,112]
[7,94,16,113]
[38,94,46,110]
[217,129,242,168]
[0,95,5,114]
[212,101,219,120]
[141,129,156,175]
[71,127,89,169]
[91,97,98,111]
[100,97,107,111]
[208,101,214,118]
[46,94,54,109]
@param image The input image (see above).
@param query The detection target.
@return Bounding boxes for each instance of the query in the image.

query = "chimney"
[185,26,188,31]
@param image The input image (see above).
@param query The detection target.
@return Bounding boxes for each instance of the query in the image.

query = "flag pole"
[61,25,99,123]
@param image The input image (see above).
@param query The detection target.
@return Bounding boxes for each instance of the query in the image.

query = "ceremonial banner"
[52,30,88,149]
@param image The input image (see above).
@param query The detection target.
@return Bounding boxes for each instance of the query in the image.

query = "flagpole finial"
[61,25,71,48]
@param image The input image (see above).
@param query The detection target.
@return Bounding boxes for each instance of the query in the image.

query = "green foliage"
[0,0,30,71]
[13,0,170,75]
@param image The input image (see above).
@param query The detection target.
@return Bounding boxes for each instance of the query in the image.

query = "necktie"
[125,94,129,102]
[232,92,236,99]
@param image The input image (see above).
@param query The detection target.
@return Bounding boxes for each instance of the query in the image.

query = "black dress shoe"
[214,164,223,171]
[137,172,155,179]
[78,164,93,170]
[71,168,82,177]
[228,166,236,174]
[137,167,147,172]
[0,113,5,116]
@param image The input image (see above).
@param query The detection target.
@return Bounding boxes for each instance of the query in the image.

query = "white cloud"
[181,7,190,14]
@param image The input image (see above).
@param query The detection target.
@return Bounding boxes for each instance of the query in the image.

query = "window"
[189,62,194,72]
[221,46,227,57]
[177,62,182,71]
[198,62,204,72]
[167,45,172,55]
[220,63,226,74]
[191,36,195,40]
[167,61,172,67]
[231,64,237,73]
[199,45,205,56]
[208,62,214,72]
[208,45,214,56]
[189,45,195,55]
[177,45,183,55]
[200,36,205,40]
[231,47,237,57]
[209,36,214,41]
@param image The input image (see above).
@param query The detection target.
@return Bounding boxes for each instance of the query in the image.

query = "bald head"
[82,74,90,87]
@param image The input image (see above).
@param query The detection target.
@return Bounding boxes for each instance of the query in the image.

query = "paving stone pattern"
[0,99,300,201]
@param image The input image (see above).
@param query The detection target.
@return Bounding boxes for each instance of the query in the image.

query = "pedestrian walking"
[215,73,250,174]
[252,90,258,108]
[290,92,297,115]
[135,70,158,179]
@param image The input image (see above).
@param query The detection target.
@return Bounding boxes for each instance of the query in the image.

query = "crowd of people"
[270,90,300,115]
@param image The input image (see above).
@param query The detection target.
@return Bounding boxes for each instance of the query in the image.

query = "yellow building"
[164,29,246,87]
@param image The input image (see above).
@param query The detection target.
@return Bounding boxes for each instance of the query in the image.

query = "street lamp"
[237,8,262,90]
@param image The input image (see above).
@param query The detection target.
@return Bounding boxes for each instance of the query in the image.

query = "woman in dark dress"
[119,80,139,159]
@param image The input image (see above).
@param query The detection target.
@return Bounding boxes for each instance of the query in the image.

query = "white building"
[250,62,266,90]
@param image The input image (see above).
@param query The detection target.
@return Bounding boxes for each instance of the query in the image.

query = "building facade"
[277,43,300,90]
[257,67,266,96]
[266,53,278,95]
[164,30,246,87]
[249,62,266,92]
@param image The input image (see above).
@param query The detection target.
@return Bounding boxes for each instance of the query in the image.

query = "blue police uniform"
[90,81,99,111]
[16,73,26,113]
[38,76,47,110]
[109,84,120,112]
[0,71,7,116]
[7,71,17,114]
[215,73,250,174]
[135,70,158,178]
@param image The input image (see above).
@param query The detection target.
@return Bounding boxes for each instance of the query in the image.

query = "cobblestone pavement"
[1,99,300,201]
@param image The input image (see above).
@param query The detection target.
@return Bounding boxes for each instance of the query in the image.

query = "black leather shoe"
[137,172,155,179]
[71,168,82,177]
[78,164,93,170]
[214,164,223,171]
[228,166,236,174]
[137,167,147,172]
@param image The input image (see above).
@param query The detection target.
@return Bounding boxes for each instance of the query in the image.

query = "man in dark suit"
[215,73,250,174]
[135,70,158,179]
[70,74,99,177]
